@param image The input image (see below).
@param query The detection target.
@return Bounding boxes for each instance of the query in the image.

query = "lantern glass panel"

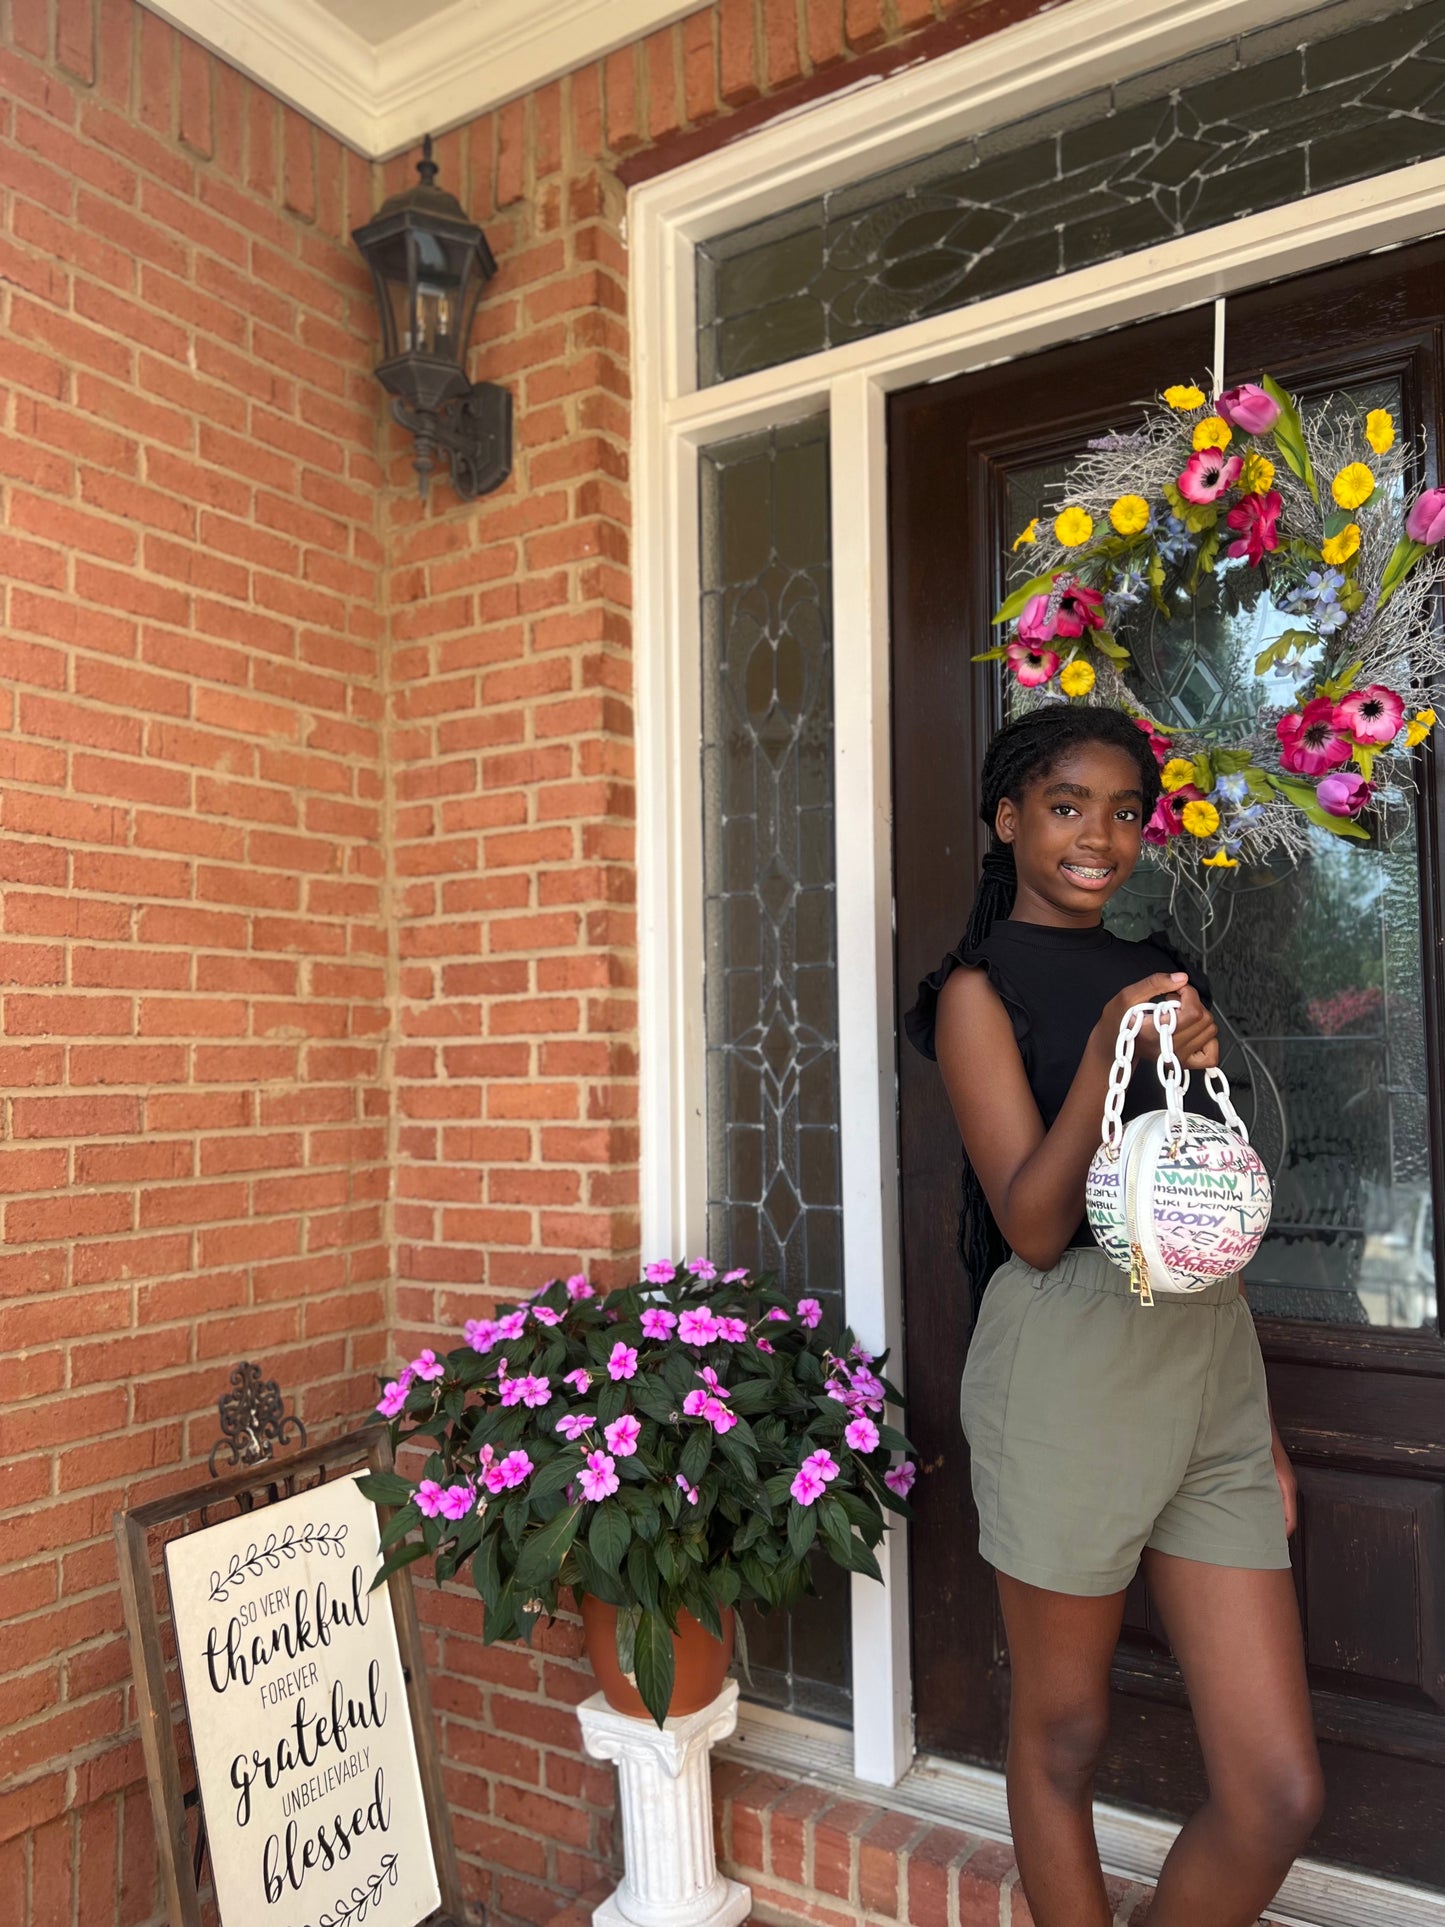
[364,230,410,361]
[410,229,474,362]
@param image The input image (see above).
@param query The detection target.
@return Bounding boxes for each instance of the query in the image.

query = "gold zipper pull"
[1130,1241,1154,1308]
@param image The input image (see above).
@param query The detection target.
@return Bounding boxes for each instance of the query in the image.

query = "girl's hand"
[1091,973,1218,1071]
[1272,1424,1299,1537]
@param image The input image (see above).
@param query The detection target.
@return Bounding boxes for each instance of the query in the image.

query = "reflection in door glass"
[1005,382,1437,1331]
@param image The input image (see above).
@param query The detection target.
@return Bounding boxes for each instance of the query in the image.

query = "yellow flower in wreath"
[1201,850,1239,869]
[1164,384,1206,410]
[1332,463,1375,510]
[1012,518,1039,551]
[1182,799,1221,838]
[1365,409,1395,455]
[1054,506,1094,547]
[1109,494,1150,535]
[1160,757,1197,792]
[1239,452,1275,494]
[1192,416,1232,452]
[1405,707,1437,748]
[1059,659,1096,697]
[1321,523,1361,566]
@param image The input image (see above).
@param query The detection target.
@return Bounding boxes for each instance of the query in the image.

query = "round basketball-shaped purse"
[1085,1001,1272,1302]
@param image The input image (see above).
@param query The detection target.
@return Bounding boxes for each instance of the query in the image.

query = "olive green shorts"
[960,1247,1290,1596]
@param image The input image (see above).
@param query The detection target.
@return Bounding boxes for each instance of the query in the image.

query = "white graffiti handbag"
[1085,1001,1272,1304]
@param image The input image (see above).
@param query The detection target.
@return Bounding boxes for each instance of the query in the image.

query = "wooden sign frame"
[114,1423,468,1927]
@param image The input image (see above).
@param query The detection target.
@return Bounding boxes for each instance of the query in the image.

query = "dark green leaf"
[513,1502,583,1588]
[992,568,1059,625]
[589,1500,631,1576]
[630,1374,677,1423]
[355,1471,413,1507]
[378,1501,420,1551]
[634,1610,676,1727]
[627,1537,660,1611]
[529,1451,582,1499]
[369,1542,427,1591]
[472,1530,501,1610]
[679,1426,713,1487]
[596,1377,627,1426]
[787,1502,817,1561]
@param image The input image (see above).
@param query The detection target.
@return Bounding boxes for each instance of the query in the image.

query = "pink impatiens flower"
[483,1449,534,1495]
[565,1368,591,1394]
[495,1309,528,1341]
[566,1273,594,1299]
[643,1261,677,1285]
[685,1257,718,1280]
[1277,698,1352,776]
[1315,771,1372,817]
[675,1472,700,1504]
[376,1378,410,1419]
[796,1298,822,1329]
[578,1451,620,1502]
[755,1338,775,1354]
[531,1305,563,1326]
[640,1307,678,1340]
[556,1413,595,1441]
[714,1316,748,1342]
[703,1398,737,1435]
[1224,489,1281,566]
[415,1480,446,1518]
[501,1373,551,1409]
[411,1349,445,1382]
[607,1342,638,1381]
[766,1306,790,1322]
[678,1308,719,1346]
[439,1483,473,1521]
[1177,448,1243,504]
[885,1461,917,1498]
[464,1318,499,1352]
[1216,383,1280,434]
[803,1447,839,1484]
[682,1389,710,1418]
[790,1462,828,1505]
[1006,640,1060,688]
[723,1267,749,1283]
[604,1414,641,1456]
[699,1366,730,1395]
[845,1415,880,1454]
[1336,683,1404,745]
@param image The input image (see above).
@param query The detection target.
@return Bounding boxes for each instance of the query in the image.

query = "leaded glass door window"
[698,417,850,1721]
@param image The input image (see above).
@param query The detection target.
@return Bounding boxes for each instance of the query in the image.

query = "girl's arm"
[934,965,1216,1272]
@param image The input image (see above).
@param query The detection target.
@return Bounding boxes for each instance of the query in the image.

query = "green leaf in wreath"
[1270,775,1369,839]
[1261,374,1318,504]
[1091,630,1131,665]
[1378,534,1429,609]
[588,1499,631,1576]
[514,1502,583,1588]
[970,645,1011,663]
[1318,658,1362,702]
[992,569,1059,626]
[634,1610,676,1727]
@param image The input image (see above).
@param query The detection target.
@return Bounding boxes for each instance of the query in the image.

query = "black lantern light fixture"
[352,135,512,502]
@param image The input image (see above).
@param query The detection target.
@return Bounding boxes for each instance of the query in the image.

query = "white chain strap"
[1100,1001,1252,1150]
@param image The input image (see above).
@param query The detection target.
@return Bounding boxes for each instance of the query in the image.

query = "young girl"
[906,706,1323,1927]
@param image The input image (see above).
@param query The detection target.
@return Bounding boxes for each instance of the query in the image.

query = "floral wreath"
[981,376,1445,876]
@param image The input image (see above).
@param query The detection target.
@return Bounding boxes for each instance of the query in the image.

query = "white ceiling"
[144,0,710,157]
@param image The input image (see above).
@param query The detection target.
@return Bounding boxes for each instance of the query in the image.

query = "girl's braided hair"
[956,705,1163,1317]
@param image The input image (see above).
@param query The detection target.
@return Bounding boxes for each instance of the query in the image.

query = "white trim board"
[718,1706,1445,1927]
[140,0,710,157]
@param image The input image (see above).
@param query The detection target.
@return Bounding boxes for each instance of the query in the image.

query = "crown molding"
[143,0,710,157]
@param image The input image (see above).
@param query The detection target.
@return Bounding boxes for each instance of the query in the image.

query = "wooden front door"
[891,237,1445,1886]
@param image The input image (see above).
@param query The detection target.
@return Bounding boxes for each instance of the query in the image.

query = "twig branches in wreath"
[981,375,1444,884]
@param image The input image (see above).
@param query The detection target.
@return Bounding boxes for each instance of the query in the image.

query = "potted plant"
[359,1257,916,1725]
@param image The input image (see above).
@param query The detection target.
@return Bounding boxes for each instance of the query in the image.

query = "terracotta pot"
[579,1592,734,1719]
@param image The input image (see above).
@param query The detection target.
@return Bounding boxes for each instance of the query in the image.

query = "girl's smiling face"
[992,740,1145,925]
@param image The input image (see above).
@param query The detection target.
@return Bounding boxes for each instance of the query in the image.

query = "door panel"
[890,237,1445,1885]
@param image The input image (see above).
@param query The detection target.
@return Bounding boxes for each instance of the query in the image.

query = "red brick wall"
[0,2,1012,1924]
[0,2,388,1920]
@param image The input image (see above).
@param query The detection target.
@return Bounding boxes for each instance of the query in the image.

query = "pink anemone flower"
[1052,580,1106,637]
[1006,641,1060,688]
[1336,684,1404,746]
[1224,490,1282,566]
[1177,449,1243,504]
[1277,698,1352,776]
[1142,784,1202,846]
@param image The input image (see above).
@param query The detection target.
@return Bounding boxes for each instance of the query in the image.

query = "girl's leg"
[996,1573,1128,1927]
[1142,1552,1324,1927]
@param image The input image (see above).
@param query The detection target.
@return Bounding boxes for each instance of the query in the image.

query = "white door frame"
[629,0,1445,1865]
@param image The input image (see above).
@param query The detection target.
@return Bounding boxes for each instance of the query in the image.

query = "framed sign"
[115,1426,466,1927]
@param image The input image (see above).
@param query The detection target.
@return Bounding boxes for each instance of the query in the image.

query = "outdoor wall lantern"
[352,135,513,502]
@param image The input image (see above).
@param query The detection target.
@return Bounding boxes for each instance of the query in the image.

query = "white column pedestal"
[577,1678,752,1927]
